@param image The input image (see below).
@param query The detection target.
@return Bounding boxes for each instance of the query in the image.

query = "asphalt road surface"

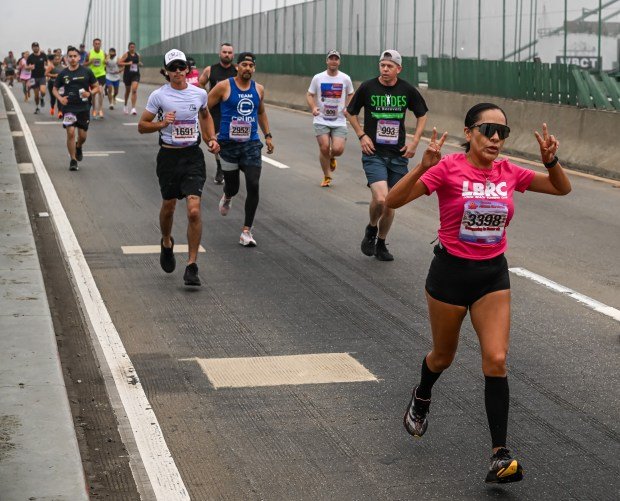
[14,84,620,500]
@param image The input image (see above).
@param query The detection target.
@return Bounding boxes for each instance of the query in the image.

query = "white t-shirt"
[105,58,121,81]
[145,83,208,147]
[308,70,354,127]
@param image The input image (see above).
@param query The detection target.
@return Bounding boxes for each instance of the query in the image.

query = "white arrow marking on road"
[509,267,620,322]
[261,156,290,169]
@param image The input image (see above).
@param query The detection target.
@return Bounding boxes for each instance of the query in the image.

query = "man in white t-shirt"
[306,50,354,187]
[138,49,219,287]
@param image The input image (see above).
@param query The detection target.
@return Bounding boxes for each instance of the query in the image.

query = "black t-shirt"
[54,66,97,112]
[26,52,48,78]
[347,77,428,157]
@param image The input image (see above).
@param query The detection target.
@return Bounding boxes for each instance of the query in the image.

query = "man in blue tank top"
[208,52,274,247]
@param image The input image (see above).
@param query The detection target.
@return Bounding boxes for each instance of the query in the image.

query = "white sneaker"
[239,229,257,247]
[218,194,232,216]
[123,105,129,114]
[130,108,137,115]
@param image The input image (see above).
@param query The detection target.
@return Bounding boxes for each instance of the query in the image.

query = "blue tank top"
[218,77,260,142]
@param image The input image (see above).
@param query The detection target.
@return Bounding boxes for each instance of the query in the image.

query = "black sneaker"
[360,224,378,256]
[214,164,224,185]
[375,240,394,261]
[34,107,40,114]
[75,145,83,161]
[485,448,524,484]
[159,237,175,273]
[403,386,431,438]
[183,263,201,286]
[69,159,79,171]
[40,97,45,107]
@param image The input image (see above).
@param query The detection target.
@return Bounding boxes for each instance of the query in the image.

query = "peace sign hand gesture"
[534,123,559,164]
[421,127,448,170]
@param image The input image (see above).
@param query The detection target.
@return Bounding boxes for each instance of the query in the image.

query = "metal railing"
[427,57,620,110]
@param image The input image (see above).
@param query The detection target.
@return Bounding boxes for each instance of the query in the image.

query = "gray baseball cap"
[326,50,341,59]
[380,49,402,66]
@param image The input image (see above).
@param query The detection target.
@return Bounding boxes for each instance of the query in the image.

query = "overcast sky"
[0,1,89,55]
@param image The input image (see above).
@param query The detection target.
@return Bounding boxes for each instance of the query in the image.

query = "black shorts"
[96,75,106,86]
[5,69,15,76]
[425,244,510,307]
[62,110,90,131]
[123,73,140,86]
[156,145,206,200]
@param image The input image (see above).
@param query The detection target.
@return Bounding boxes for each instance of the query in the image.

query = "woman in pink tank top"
[386,103,571,484]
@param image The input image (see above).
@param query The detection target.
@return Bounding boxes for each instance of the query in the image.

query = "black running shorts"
[156,145,206,200]
[62,110,90,131]
[425,244,510,307]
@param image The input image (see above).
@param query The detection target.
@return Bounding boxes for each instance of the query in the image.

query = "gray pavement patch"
[0,415,20,462]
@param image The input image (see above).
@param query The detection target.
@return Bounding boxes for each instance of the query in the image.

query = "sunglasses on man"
[470,123,511,140]
[166,61,187,72]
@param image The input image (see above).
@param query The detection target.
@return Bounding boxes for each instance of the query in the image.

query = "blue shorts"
[361,154,409,188]
[105,79,120,88]
[218,140,263,170]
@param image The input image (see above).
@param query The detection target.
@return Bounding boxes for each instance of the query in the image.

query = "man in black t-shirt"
[53,46,99,171]
[347,50,428,261]
[26,42,49,114]
[199,42,237,184]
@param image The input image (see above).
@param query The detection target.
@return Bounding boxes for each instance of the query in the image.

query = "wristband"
[358,133,367,141]
[543,156,559,169]
[264,133,272,139]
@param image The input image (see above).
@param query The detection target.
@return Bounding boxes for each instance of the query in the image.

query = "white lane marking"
[123,122,138,126]
[38,212,49,218]
[18,162,35,174]
[116,97,124,103]
[82,150,126,157]
[261,156,290,169]
[34,121,60,125]
[11,130,24,136]
[122,244,206,254]
[3,83,190,500]
[509,267,620,322]
[182,353,378,389]
[7,110,16,115]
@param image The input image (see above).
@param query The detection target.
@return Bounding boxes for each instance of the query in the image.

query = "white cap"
[380,49,402,66]
[164,49,187,67]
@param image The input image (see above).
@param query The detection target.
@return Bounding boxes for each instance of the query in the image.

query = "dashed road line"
[509,267,620,322]
[121,244,206,254]
[262,156,290,169]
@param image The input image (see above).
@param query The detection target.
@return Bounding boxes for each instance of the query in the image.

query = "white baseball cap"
[164,49,187,67]
[380,49,402,66]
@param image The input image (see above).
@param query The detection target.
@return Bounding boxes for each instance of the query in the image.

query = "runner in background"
[186,57,200,86]
[119,42,142,115]
[46,52,65,118]
[105,48,122,110]
[84,38,107,119]
[18,51,31,102]
[306,50,354,187]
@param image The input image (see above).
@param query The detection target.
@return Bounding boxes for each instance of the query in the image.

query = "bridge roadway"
[15,84,620,500]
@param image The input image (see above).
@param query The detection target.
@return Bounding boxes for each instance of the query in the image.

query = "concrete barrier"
[141,68,620,179]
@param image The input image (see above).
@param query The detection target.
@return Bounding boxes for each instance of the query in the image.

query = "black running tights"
[223,166,262,228]
[485,376,509,449]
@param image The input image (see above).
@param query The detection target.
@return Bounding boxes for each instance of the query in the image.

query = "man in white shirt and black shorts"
[138,49,219,287]
[306,50,354,187]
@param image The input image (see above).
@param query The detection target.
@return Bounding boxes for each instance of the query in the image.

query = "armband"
[543,156,558,169]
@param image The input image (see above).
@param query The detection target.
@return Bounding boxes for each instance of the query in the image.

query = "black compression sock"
[485,376,509,449]
[417,356,442,400]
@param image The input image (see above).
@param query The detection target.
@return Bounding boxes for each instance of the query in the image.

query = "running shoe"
[69,159,79,171]
[360,224,378,256]
[123,105,129,114]
[57,111,63,120]
[485,448,524,484]
[75,146,83,162]
[34,107,40,114]
[219,194,232,216]
[239,229,257,247]
[40,97,45,107]
[330,157,337,171]
[320,176,332,187]
[109,104,114,110]
[183,263,201,286]
[375,240,394,261]
[99,110,104,119]
[159,237,175,273]
[214,166,224,185]
[50,107,55,116]
[130,108,137,115]
[403,386,431,438]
